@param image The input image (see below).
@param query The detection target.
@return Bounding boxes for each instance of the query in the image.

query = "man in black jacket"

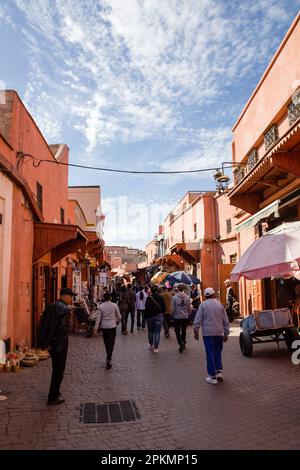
[37,288,74,405]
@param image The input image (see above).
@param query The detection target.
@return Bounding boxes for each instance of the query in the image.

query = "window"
[60,207,65,224]
[183,202,187,211]
[182,231,185,243]
[230,254,237,264]
[264,124,278,152]
[194,223,197,239]
[36,182,43,212]
[226,218,232,234]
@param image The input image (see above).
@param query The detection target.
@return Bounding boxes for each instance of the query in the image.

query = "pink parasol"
[230,221,300,281]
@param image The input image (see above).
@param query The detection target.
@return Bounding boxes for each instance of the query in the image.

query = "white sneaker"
[148,344,154,350]
[216,371,224,381]
[153,348,159,354]
[206,376,218,384]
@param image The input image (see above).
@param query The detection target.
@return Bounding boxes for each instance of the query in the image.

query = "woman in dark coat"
[144,286,166,353]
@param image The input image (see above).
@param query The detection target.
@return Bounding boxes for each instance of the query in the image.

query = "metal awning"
[235,200,280,233]
[33,222,88,264]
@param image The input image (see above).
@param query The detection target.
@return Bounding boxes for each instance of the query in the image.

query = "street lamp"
[213,169,230,194]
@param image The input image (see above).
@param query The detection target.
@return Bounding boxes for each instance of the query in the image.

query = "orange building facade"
[0,91,105,349]
[229,13,300,316]
[148,191,238,300]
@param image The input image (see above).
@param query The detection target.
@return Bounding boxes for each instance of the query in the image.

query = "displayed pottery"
[21,349,39,367]
[33,349,49,360]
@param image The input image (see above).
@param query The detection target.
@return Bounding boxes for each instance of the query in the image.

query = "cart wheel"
[284,327,300,352]
[239,331,253,357]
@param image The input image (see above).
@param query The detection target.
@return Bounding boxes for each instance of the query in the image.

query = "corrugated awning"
[33,222,87,264]
[235,199,280,233]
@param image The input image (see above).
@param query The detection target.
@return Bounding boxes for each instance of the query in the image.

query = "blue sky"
[1,0,299,248]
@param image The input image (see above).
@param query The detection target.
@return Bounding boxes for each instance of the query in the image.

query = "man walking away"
[224,279,234,322]
[94,292,121,369]
[136,286,147,330]
[171,284,191,353]
[127,284,137,333]
[193,287,229,384]
[37,287,74,405]
[160,286,173,338]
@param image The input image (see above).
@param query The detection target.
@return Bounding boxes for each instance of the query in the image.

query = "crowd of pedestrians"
[37,280,233,406]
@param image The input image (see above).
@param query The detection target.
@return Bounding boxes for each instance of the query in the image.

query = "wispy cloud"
[8,0,299,153]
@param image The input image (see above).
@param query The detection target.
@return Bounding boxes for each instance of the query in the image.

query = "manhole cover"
[80,400,140,424]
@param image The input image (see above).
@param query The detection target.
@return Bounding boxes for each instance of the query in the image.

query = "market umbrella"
[165,271,201,285]
[230,221,300,281]
[151,271,168,284]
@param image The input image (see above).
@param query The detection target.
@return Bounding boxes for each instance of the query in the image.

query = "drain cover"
[80,400,140,424]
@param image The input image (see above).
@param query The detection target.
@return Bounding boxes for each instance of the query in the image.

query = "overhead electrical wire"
[16,152,232,175]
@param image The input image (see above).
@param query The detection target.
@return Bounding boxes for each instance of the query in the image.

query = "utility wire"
[17,152,230,175]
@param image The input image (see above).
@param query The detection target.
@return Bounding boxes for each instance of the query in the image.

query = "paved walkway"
[0,323,299,450]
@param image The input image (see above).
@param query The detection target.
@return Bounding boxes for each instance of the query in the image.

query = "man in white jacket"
[171,284,191,353]
[193,287,229,384]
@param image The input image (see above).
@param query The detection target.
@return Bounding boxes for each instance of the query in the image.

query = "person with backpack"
[94,292,121,369]
[136,285,147,330]
[36,287,74,405]
[171,283,191,353]
[144,286,165,353]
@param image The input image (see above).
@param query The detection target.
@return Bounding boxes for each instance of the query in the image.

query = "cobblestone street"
[0,324,299,450]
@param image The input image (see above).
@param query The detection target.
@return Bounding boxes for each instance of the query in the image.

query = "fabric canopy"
[151,271,168,284]
[230,221,300,281]
[166,271,200,285]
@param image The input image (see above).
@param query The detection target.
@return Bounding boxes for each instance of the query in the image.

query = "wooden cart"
[239,308,299,357]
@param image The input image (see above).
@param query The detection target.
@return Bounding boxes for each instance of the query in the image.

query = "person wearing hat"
[193,287,229,384]
[224,279,234,322]
[37,287,74,405]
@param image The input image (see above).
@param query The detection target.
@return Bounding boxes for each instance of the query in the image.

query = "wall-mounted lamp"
[213,169,230,194]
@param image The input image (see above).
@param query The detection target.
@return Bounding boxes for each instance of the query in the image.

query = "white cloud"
[0,4,16,28]
[10,0,300,153]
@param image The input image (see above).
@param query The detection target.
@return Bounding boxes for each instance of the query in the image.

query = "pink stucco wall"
[0,91,70,347]
[233,13,300,162]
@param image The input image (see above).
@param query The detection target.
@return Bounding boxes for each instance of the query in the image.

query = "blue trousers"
[147,314,163,349]
[203,336,223,377]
